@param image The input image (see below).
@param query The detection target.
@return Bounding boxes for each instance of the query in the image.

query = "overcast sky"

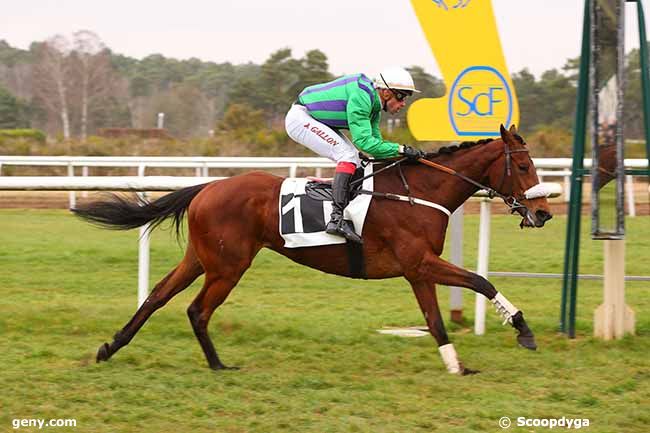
[1,1,642,78]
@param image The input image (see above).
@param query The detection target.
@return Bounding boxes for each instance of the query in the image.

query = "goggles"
[392,89,412,102]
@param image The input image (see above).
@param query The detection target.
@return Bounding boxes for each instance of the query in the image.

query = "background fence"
[0,156,647,212]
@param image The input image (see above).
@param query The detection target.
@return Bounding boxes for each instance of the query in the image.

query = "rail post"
[448,206,464,323]
[474,198,491,335]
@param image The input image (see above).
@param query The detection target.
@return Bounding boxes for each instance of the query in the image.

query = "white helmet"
[374,67,420,93]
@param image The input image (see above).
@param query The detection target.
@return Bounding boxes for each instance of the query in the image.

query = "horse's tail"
[71,182,209,237]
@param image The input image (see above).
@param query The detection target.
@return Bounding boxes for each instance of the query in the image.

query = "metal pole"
[616,0,626,235]
[635,0,650,164]
[561,0,591,336]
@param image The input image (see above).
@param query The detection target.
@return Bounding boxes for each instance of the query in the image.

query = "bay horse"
[73,125,552,375]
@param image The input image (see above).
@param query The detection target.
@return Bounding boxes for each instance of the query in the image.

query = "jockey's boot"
[326,171,363,244]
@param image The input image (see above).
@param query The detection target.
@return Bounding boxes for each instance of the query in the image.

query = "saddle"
[304,167,365,202]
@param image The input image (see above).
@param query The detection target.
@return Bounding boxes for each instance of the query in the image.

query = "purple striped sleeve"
[305,100,348,111]
[358,82,375,105]
[301,75,360,96]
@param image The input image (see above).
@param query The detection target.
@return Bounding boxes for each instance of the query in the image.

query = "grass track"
[1,209,648,433]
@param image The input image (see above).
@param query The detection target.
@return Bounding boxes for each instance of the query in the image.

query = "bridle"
[492,138,531,215]
[417,138,531,216]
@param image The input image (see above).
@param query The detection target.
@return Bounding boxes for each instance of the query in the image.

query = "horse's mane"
[424,138,494,159]
[423,134,525,159]
[368,134,525,167]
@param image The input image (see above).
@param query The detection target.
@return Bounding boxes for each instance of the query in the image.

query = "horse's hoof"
[210,364,240,371]
[96,342,111,363]
[457,362,479,375]
[517,333,537,351]
[511,311,537,350]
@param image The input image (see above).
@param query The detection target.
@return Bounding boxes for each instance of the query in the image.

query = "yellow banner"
[408,0,519,141]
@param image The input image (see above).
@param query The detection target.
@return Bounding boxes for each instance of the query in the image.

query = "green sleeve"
[346,89,399,158]
[371,112,382,141]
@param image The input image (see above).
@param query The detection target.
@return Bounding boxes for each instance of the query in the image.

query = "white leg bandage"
[491,292,520,325]
[438,343,461,374]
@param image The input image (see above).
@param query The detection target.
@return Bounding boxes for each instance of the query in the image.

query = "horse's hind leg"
[409,280,477,375]
[186,271,246,370]
[96,244,204,363]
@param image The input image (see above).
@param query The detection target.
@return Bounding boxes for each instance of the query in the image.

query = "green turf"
[0,209,648,433]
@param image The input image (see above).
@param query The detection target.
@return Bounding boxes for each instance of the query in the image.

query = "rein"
[351,138,532,216]
[350,157,409,187]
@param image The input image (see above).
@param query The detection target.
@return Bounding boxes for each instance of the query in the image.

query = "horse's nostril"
[536,210,552,222]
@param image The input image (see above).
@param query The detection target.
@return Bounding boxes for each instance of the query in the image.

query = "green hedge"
[0,129,46,143]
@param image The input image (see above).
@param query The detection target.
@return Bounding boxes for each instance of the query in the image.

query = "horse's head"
[486,125,553,228]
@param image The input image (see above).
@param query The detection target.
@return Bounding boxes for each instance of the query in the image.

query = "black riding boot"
[326,171,363,244]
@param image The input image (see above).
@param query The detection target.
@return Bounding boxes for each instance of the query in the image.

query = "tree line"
[0,32,647,157]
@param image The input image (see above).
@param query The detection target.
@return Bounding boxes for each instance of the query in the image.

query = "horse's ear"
[508,124,518,135]
[499,124,508,140]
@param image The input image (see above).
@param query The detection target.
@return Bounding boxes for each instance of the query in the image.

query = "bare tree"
[32,35,73,140]
[71,30,113,140]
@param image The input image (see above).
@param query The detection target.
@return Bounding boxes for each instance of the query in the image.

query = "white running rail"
[0,156,645,207]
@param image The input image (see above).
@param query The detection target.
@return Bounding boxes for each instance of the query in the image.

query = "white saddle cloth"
[278,164,374,248]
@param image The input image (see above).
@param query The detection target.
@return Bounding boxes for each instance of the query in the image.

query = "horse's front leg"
[413,252,537,351]
[409,280,478,375]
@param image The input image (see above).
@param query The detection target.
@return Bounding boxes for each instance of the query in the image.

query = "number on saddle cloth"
[279,165,373,248]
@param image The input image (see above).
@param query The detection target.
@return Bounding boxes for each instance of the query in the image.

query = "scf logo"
[448,66,513,136]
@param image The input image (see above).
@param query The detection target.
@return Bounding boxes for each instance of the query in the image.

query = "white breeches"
[285,104,360,166]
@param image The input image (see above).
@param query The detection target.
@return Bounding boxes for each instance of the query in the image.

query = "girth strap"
[358,190,451,217]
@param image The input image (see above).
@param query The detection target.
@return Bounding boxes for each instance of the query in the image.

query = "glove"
[400,145,425,160]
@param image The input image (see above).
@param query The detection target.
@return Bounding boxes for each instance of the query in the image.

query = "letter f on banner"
[408,0,519,140]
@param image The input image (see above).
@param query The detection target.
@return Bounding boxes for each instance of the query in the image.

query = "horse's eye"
[518,163,529,172]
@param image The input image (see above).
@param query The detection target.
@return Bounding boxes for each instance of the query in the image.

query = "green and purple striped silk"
[297,74,399,159]
[299,74,376,129]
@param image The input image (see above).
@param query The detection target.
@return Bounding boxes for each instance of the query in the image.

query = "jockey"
[285,66,425,244]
